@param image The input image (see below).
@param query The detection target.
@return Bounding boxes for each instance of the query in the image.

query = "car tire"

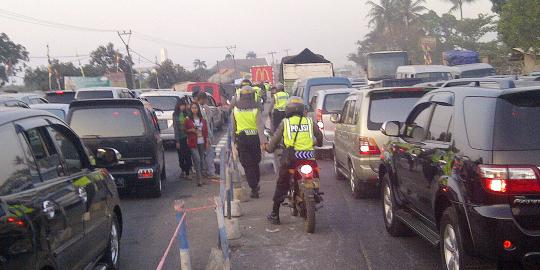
[149,177,162,198]
[333,150,344,181]
[381,174,409,236]
[161,164,167,181]
[440,206,471,270]
[101,215,120,270]
[349,164,368,199]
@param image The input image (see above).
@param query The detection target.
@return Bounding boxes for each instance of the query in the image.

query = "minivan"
[396,65,454,83]
[0,108,122,270]
[293,77,351,105]
[67,99,166,197]
[331,87,430,198]
[75,87,134,100]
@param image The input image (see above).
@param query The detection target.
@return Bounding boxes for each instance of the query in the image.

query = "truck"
[366,51,409,82]
[280,48,334,93]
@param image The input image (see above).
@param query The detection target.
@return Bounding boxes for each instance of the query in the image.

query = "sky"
[1,0,495,71]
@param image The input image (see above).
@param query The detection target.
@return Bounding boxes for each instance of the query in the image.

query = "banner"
[107,72,127,88]
[251,66,274,83]
[64,76,110,90]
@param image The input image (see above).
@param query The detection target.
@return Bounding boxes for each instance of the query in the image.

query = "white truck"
[280,49,334,93]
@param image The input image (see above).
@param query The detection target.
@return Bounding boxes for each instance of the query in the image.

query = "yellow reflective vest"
[273,91,289,111]
[283,116,314,151]
[233,107,258,135]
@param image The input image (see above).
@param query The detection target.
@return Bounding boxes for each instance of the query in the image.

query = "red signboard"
[251,66,274,83]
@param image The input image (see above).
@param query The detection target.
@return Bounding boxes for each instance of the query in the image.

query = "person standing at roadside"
[196,93,219,180]
[185,103,209,186]
[231,86,265,198]
[173,97,192,179]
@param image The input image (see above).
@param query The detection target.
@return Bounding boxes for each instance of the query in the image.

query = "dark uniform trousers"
[272,110,286,132]
[236,133,262,191]
[273,154,293,203]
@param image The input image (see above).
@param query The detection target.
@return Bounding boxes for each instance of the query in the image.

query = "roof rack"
[440,78,516,89]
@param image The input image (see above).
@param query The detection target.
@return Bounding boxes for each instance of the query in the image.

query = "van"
[450,63,496,78]
[75,87,134,100]
[396,65,454,83]
[293,77,351,104]
[67,99,166,197]
[187,82,225,105]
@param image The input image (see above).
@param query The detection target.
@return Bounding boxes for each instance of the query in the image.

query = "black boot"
[250,186,260,199]
[266,202,281,225]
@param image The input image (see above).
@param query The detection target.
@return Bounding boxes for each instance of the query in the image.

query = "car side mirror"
[95,148,121,168]
[330,113,341,123]
[381,121,400,137]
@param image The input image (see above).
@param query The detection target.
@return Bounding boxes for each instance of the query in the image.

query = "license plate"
[115,177,125,188]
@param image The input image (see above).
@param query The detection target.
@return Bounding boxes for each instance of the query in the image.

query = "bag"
[281,117,302,166]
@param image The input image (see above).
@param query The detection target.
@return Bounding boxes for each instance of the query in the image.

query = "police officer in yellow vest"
[264,96,323,224]
[232,86,266,198]
[269,83,289,132]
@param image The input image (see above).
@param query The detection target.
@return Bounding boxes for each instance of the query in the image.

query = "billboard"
[251,66,274,83]
[64,76,110,90]
[107,72,127,88]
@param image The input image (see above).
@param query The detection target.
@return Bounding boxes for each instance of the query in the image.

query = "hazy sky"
[1,0,494,70]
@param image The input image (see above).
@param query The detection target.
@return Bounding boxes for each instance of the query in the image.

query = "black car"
[44,90,76,104]
[67,99,166,197]
[379,82,540,269]
[0,108,122,270]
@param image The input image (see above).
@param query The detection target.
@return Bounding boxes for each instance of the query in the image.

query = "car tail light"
[299,164,314,179]
[359,137,381,156]
[316,109,324,129]
[478,165,540,194]
[138,168,154,179]
[7,216,25,227]
[55,90,64,95]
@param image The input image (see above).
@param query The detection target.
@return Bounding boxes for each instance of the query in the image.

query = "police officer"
[232,86,266,198]
[232,79,260,108]
[269,83,289,132]
[264,97,323,224]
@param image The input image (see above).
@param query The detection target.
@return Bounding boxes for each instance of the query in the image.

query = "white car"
[75,87,134,100]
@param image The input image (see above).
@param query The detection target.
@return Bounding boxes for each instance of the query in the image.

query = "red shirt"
[184,117,208,149]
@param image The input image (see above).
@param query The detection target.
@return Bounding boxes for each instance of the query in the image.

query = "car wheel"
[349,164,367,199]
[161,164,167,181]
[333,151,344,180]
[101,215,120,269]
[381,174,409,236]
[440,207,471,270]
[149,178,162,198]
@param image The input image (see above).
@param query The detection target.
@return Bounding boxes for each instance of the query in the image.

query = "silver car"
[307,88,356,151]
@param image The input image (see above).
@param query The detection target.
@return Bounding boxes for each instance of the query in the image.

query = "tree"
[193,59,207,69]
[0,33,29,87]
[24,59,81,91]
[498,0,540,50]
[246,51,257,59]
[225,54,233,60]
[443,0,478,20]
[490,0,508,13]
[147,59,196,89]
[89,43,134,88]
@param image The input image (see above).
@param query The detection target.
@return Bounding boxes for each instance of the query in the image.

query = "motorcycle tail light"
[299,164,314,179]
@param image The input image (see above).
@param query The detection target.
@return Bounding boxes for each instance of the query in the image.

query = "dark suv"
[0,108,122,270]
[379,83,540,269]
[67,99,166,197]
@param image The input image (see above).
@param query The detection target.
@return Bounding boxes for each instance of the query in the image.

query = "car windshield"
[323,93,349,112]
[77,90,113,99]
[145,96,178,111]
[70,107,146,137]
[415,72,452,82]
[493,91,540,150]
[461,68,496,78]
[45,92,76,103]
[44,109,66,120]
[368,91,425,130]
[308,84,349,100]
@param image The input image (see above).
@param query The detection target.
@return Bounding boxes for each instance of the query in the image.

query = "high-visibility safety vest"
[252,86,261,101]
[233,107,258,135]
[273,91,289,111]
[283,116,314,151]
[264,83,271,91]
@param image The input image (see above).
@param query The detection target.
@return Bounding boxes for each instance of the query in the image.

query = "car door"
[334,100,351,165]
[45,123,112,265]
[341,98,357,164]
[412,97,454,221]
[0,123,39,270]
[146,107,164,173]
[16,117,88,270]
[393,103,433,210]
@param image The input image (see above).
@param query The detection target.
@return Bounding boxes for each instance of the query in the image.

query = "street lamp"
[151,68,160,89]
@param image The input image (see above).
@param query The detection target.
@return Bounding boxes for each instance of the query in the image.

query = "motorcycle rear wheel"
[304,198,316,233]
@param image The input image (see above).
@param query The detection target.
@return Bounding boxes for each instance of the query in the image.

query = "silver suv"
[331,87,430,198]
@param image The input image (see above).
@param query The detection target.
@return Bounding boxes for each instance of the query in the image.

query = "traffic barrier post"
[174,200,192,270]
[214,197,231,270]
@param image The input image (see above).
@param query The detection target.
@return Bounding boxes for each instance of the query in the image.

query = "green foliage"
[444,0,478,20]
[490,0,508,13]
[193,59,207,69]
[0,33,29,86]
[246,51,257,59]
[147,59,197,89]
[89,43,134,88]
[498,0,540,50]
[24,59,82,91]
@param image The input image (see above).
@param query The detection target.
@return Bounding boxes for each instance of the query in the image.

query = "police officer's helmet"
[239,86,254,96]
[285,96,305,117]
[241,79,252,87]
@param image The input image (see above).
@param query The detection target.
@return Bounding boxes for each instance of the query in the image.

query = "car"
[0,93,48,105]
[396,65,455,83]
[67,99,166,197]
[29,103,70,121]
[0,96,30,108]
[379,81,540,269]
[0,107,122,270]
[349,78,368,89]
[450,63,496,78]
[307,88,357,152]
[75,87,134,100]
[140,91,193,144]
[331,87,430,199]
[44,90,76,103]
[292,77,352,105]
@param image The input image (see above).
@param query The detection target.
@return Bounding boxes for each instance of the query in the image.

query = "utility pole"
[267,51,277,66]
[76,50,85,78]
[46,44,52,91]
[117,30,136,89]
[226,45,238,78]
[284,49,290,56]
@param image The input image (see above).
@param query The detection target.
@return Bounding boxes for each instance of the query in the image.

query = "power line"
[133,32,230,49]
[29,54,90,59]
